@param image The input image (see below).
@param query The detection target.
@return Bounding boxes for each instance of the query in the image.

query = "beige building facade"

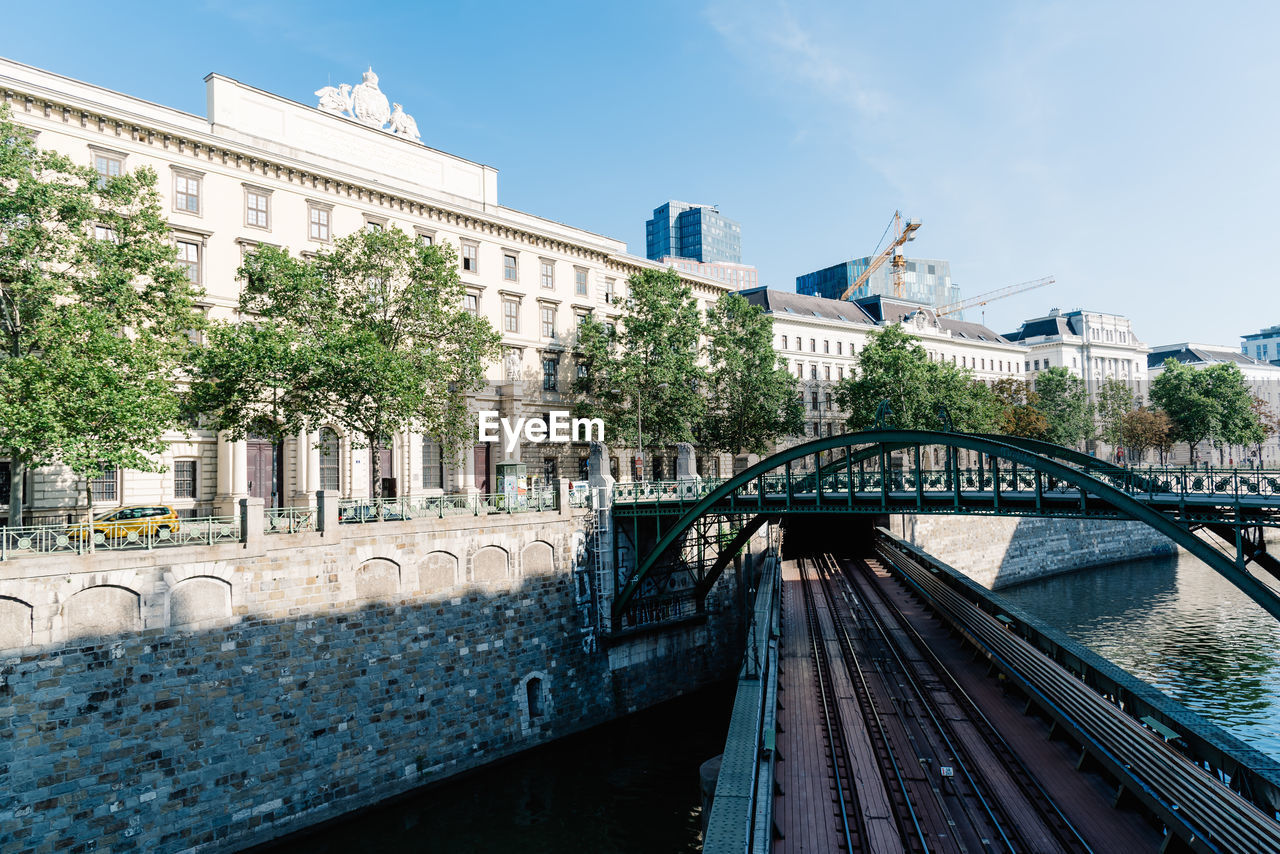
[0,58,732,523]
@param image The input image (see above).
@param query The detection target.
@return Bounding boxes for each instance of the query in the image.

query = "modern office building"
[0,58,735,523]
[645,201,742,264]
[1242,325,1280,365]
[796,256,962,314]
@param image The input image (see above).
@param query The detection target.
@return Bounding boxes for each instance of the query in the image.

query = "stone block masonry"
[892,514,1178,589]
[0,509,743,852]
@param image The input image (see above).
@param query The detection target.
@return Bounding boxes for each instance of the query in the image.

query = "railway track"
[795,550,1092,852]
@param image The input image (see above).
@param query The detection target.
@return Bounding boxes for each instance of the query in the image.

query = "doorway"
[246,436,283,508]
[473,443,492,493]
[370,440,395,498]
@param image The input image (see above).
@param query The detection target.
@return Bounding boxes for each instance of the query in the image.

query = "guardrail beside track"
[875,530,1280,853]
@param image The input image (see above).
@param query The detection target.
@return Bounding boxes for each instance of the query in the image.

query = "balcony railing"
[0,515,241,560]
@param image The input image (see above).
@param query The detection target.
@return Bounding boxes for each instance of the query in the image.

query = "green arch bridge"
[607,429,1280,627]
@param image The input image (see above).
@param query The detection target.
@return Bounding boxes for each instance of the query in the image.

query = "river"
[254,681,735,853]
[999,549,1280,758]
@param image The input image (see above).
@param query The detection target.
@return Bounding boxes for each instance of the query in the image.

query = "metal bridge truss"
[610,430,1280,625]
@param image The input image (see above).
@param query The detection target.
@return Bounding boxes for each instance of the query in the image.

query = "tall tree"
[0,104,203,522]
[989,377,1050,440]
[1121,407,1172,465]
[189,231,501,503]
[701,293,804,456]
[1150,359,1264,463]
[572,268,705,459]
[1096,378,1137,453]
[1034,367,1093,448]
[832,324,997,432]
[1251,396,1280,466]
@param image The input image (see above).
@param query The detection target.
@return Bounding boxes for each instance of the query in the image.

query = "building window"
[93,224,117,242]
[837,341,843,355]
[810,391,818,410]
[574,268,588,296]
[503,253,518,282]
[465,291,480,316]
[421,436,443,490]
[824,365,831,381]
[541,305,556,338]
[603,277,616,304]
[837,367,844,381]
[364,219,385,233]
[462,243,479,273]
[825,392,833,409]
[543,357,559,391]
[1034,359,1040,370]
[90,466,118,503]
[810,338,816,352]
[1025,360,1031,371]
[824,340,830,354]
[781,335,788,349]
[415,229,434,246]
[543,457,558,484]
[92,151,123,187]
[173,460,197,499]
[578,457,590,480]
[809,365,817,379]
[174,173,201,214]
[503,298,520,333]
[309,204,331,242]
[540,260,554,289]
[245,188,270,229]
[319,428,340,492]
[176,240,200,284]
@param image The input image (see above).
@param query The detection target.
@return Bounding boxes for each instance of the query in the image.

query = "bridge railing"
[612,464,1280,506]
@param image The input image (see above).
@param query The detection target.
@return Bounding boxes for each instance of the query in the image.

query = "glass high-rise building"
[646,201,742,264]
[796,256,961,315]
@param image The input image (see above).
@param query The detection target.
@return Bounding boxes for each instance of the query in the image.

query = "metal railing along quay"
[875,530,1280,852]
[0,487,569,561]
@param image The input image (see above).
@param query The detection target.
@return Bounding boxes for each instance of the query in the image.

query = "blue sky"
[4,1,1277,346]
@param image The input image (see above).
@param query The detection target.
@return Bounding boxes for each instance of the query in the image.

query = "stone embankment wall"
[0,506,742,853]
[890,514,1178,589]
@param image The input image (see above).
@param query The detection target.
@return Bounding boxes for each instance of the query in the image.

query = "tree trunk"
[84,476,95,554]
[368,431,383,517]
[6,458,22,527]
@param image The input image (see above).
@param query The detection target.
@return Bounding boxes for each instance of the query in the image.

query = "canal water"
[999,550,1280,759]
[257,681,735,853]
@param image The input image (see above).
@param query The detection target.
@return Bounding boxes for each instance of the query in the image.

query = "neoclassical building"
[0,58,733,523]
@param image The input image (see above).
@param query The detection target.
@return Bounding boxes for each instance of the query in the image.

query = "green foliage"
[572,267,705,450]
[1149,359,1264,461]
[701,293,804,455]
[988,377,1049,440]
[832,325,997,432]
[1033,367,1094,447]
[0,104,203,515]
[1096,378,1136,448]
[188,229,501,499]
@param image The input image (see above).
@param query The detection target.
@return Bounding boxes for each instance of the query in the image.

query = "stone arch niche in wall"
[0,596,33,650]
[521,540,554,576]
[471,546,509,583]
[169,577,232,628]
[417,550,458,593]
[515,670,553,737]
[65,585,140,640]
[354,558,401,602]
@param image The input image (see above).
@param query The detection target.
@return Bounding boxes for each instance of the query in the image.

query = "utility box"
[497,462,528,510]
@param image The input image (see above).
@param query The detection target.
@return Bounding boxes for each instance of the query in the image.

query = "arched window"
[319,428,340,492]
[422,436,443,490]
[526,677,545,718]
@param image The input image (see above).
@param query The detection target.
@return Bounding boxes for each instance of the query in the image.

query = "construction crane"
[838,210,922,301]
[934,275,1055,318]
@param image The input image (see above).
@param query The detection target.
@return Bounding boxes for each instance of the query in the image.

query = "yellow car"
[68,505,181,544]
